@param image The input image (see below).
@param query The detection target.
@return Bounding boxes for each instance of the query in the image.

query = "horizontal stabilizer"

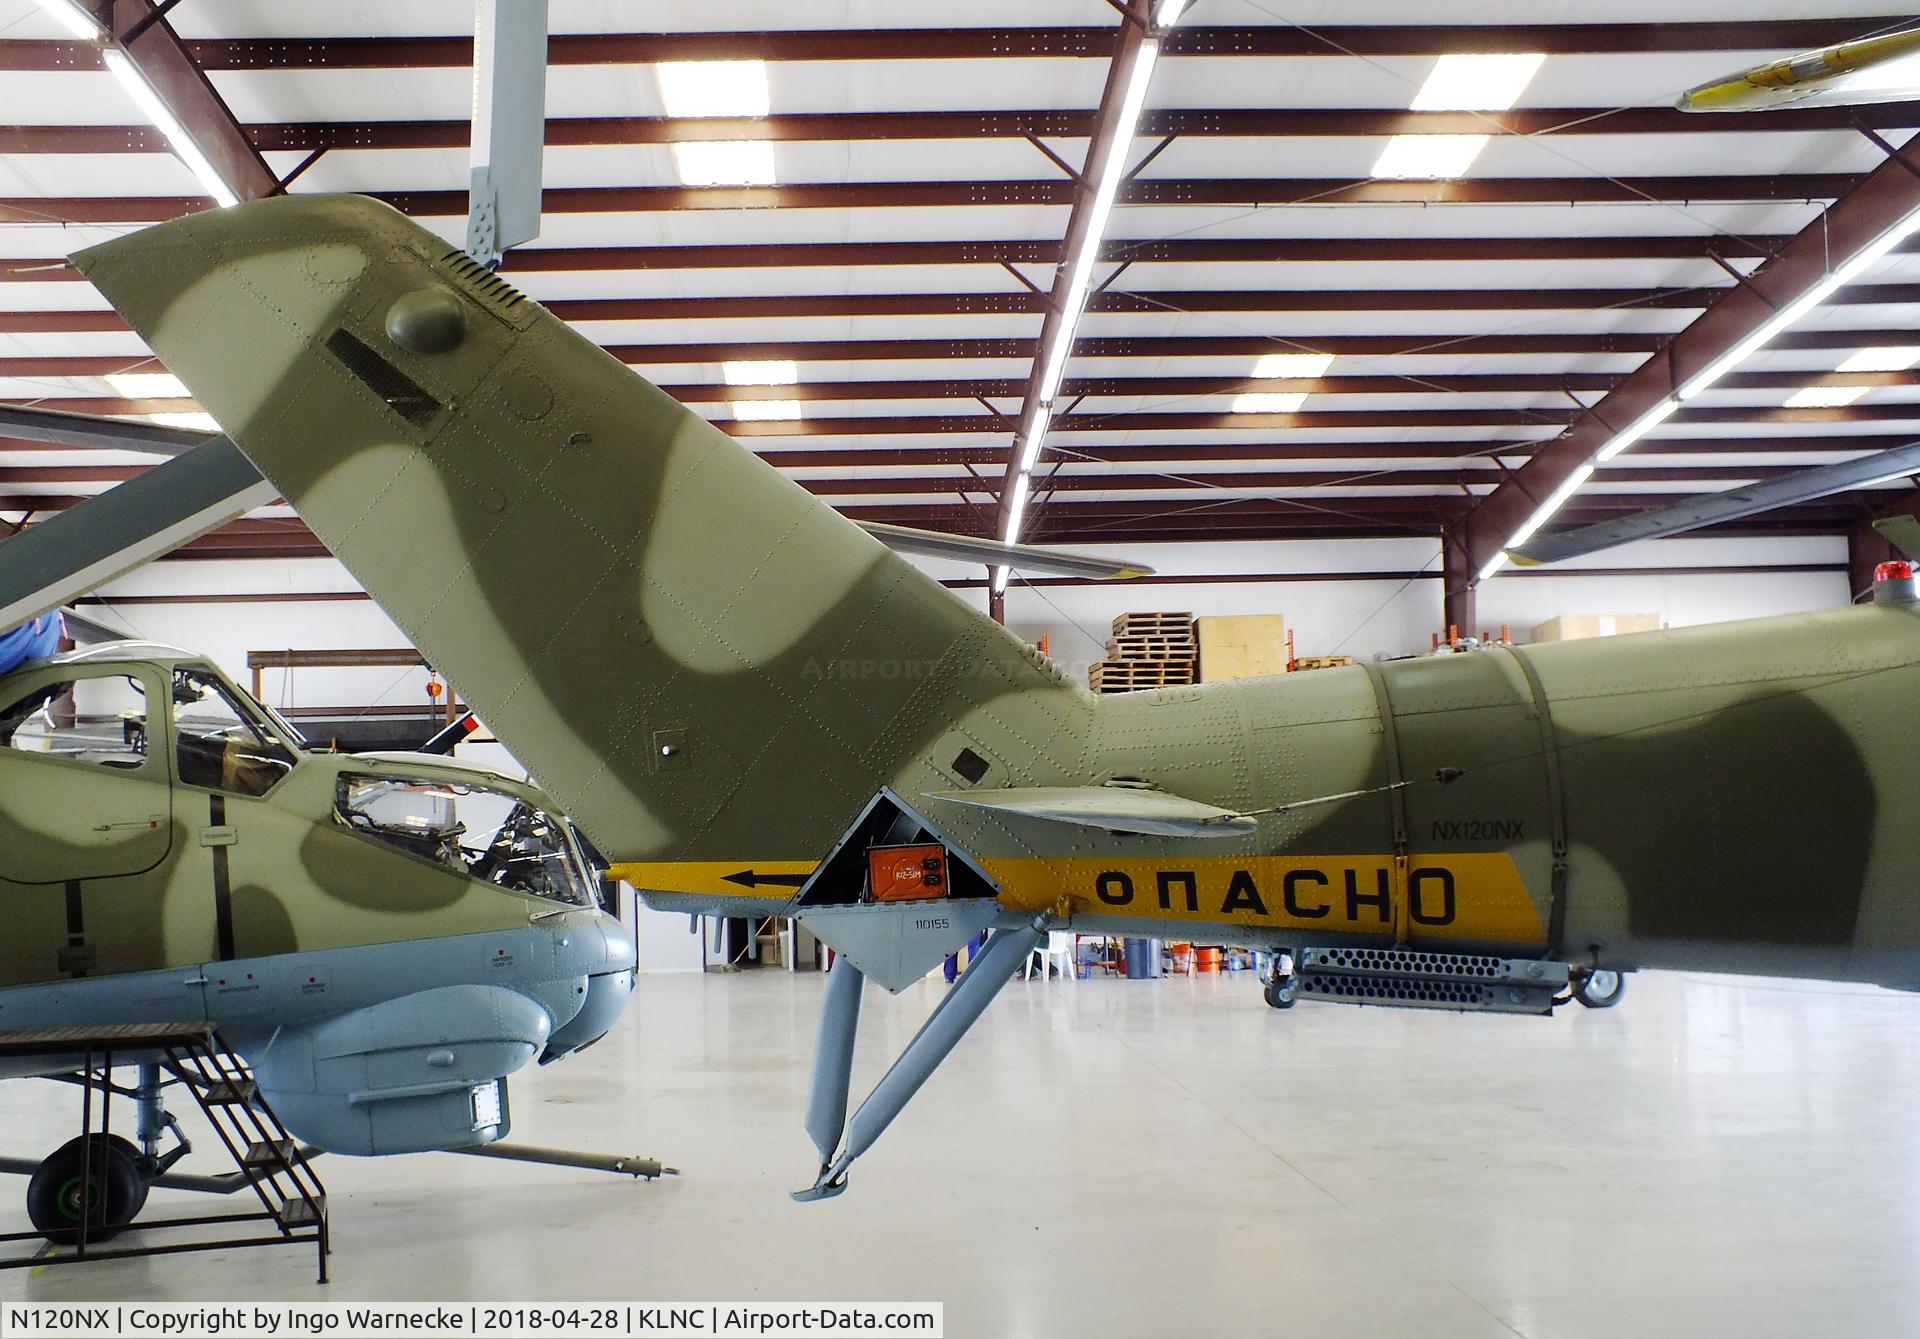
[856,521,1152,579]
[1510,442,1920,566]
[1873,514,1920,560]
[923,784,1254,837]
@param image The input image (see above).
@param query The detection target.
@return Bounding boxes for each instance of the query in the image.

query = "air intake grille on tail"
[439,248,528,311]
[325,328,441,427]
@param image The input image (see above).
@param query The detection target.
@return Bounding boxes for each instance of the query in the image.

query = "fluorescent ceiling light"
[33,0,101,40]
[1785,384,1870,409]
[1035,38,1162,405]
[1251,352,1334,379]
[654,61,771,118]
[671,141,775,186]
[100,48,239,208]
[1371,134,1490,180]
[1595,396,1680,461]
[1482,461,1596,579]
[1676,200,1920,402]
[1410,53,1547,112]
[992,563,1010,594]
[731,399,801,422]
[105,372,187,399]
[1232,392,1308,414]
[1837,345,1920,372]
[1002,473,1032,541]
[1018,405,1051,472]
[148,411,219,431]
[722,359,797,386]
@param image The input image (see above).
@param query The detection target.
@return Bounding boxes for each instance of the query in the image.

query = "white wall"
[85,533,1854,704]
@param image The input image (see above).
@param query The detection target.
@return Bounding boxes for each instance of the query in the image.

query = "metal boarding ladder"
[0,1022,330,1283]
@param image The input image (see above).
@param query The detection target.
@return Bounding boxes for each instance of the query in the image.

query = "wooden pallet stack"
[1089,612,1197,693]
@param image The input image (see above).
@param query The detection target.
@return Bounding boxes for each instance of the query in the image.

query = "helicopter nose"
[601,913,637,974]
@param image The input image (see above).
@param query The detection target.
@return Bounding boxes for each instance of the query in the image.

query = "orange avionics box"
[867,843,949,902]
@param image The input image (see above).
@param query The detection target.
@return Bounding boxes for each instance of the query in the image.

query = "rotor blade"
[0,403,218,458]
[1509,443,1920,566]
[855,520,1153,579]
[0,437,277,629]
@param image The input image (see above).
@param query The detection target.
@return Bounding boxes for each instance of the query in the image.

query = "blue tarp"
[0,612,63,678]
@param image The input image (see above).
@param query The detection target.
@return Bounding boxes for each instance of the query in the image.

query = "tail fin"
[75,195,1090,867]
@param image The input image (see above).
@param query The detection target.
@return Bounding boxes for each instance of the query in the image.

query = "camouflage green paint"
[72,196,1920,993]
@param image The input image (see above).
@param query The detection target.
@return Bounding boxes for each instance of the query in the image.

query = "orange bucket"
[1194,946,1220,972]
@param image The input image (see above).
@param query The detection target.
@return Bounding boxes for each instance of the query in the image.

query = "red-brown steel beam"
[22,367,1920,410]
[97,0,279,204]
[23,396,1920,435]
[9,103,1920,154]
[0,462,1868,492]
[0,22,1896,71]
[34,278,1895,333]
[1457,144,1920,583]
[9,432,1906,468]
[13,328,1919,372]
[1,173,1867,225]
[1,233,1831,282]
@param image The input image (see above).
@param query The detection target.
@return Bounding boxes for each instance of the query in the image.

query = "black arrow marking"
[722,870,810,889]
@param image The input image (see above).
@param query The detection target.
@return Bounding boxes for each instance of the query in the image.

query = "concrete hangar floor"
[2,969,1916,1337]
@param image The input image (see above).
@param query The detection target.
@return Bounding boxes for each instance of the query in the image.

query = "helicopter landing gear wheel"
[1571,968,1627,1009]
[26,1134,149,1244]
[1263,957,1300,1009]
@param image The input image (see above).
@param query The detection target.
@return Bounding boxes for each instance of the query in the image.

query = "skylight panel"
[723,359,800,421]
[1837,346,1920,372]
[105,372,187,399]
[1251,352,1334,379]
[1409,53,1547,112]
[1373,54,1543,181]
[1784,385,1871,408]
[1231,393,1309,414]
[654,61,771,118]
[1371,134,1492,180]
[671,141,776,186]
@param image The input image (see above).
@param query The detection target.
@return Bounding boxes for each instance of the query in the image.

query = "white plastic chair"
[1025,931,1078,980]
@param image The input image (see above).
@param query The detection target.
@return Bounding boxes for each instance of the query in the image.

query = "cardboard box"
[1530,613,1662,643]
[1197,614,1287,682]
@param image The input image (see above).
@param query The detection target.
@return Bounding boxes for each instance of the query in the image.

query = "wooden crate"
[1530,613,1661,643]
[1088,659,1197,693]
[1292,655,1353,672]
[1196,614,1286,682]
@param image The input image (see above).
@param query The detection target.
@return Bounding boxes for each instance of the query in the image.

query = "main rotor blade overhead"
[0,402,214,458]
[0,407,1156,582]
[1508,442,1920,566]
[854,520,1153,579]
[0,436,275,630]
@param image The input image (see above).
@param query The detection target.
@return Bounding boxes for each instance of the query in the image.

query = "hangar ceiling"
[4,1,1920,588]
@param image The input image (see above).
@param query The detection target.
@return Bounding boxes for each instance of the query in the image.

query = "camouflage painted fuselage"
[72,196,1920,994]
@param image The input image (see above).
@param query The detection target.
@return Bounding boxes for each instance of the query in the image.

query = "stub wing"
[922,784,1255,837]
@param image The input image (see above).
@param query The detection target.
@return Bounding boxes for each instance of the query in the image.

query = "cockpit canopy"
[334,772,596,906]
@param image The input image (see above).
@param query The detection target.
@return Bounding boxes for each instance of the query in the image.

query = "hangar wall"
[83,534,1851,712]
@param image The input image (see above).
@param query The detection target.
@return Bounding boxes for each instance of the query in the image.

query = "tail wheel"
[26,1134,149,1244]
[1263,975,1300,1010]
[1572,968,1627,1009]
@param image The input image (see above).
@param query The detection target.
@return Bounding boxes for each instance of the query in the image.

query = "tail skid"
[793,919,1046,1202]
